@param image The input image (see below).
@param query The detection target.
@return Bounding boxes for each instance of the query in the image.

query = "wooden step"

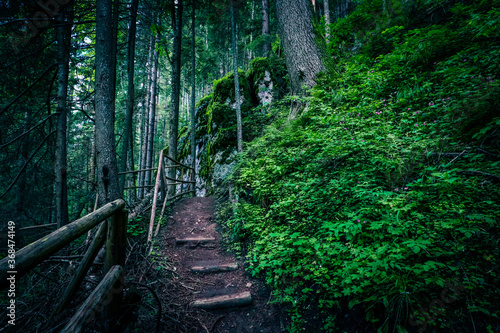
[175,236,216,245]
[191,262,238,273]
[192,291,252,309]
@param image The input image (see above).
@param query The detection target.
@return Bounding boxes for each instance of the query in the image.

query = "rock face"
[177,57,288,195]
[258,70,274,106]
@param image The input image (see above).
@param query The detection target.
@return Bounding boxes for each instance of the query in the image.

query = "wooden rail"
[121,149,196,246]
[0,199,128,332]
[61,265,124,333]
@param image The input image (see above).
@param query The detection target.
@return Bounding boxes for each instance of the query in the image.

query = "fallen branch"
[127,192,154,221]
[457,170,500,181]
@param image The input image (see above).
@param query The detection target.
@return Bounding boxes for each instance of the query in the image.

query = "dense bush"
[221,1,500,331]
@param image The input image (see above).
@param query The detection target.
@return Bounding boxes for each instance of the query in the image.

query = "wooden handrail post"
[160,164,166,202]
[105,208,128,272]
[191,169,195,196]
[180,167,185,194]
[147,150,163,244]
[103,208,127,332]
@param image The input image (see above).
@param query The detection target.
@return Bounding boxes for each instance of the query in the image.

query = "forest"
[0,0,499,332]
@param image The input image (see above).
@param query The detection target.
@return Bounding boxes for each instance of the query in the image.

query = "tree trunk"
[324,0,330,42]
[230,1,243,153]
[168,0,183,195]
[262,0,270,56]
[95,0,120,206]
[249,0,255,61]
[145,39,159,188]
[276,0,327,94]
[138,35,154,198]
[16,111,30,229]
[55,5,73,228]
[190,0,196,194]
[120,0,139,194]
[110,0,119,97]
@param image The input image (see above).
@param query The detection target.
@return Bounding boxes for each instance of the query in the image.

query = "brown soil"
[157,196,286,333]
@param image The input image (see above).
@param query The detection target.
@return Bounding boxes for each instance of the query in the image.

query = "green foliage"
[128,218,147,237]
[222,1,500,331]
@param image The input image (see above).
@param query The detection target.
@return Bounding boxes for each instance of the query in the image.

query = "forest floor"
[149,196,286,333]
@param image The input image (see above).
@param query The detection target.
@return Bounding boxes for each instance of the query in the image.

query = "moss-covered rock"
[177,56,290,195]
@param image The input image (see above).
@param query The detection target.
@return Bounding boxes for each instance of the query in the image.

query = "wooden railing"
[120,149,195,244]
[147,149,195,244]
[0,199,127,333]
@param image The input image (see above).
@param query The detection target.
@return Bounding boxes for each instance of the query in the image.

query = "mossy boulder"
[177,56,290,194]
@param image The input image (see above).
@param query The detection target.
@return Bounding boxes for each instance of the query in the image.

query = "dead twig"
[210,315,225,333]
[128,281,162,333]
[457,170,500,181]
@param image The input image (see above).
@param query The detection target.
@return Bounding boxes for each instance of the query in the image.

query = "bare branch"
[1,40,56,69]
[0,112,59,150]
[457,170,500,181]
[0,64,57,117]
[0,130,56,200]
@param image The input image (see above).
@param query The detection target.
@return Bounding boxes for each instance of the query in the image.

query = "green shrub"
[222,2,500,331]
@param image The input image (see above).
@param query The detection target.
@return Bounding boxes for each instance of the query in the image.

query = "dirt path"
[158,197,285,333]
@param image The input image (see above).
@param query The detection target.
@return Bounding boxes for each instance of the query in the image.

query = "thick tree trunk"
[55,5,73,228]
[262,0,270,56]
[95,0,120,206]
[168,0,183,195]
[230,1,243,153]
[190,0,196,193]
[120,0,139,194]
[276,0,327,94]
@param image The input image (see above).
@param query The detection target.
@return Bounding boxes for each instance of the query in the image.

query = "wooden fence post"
[103,208,127,332]
[104,208,127,272]
[147,150,163,244]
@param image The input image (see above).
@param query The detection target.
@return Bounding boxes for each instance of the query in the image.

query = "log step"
[191,262,238,273]
[176,236,216,245]
[192,291,252,309]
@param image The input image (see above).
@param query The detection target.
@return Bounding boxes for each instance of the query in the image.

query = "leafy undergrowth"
[222,1,500,332]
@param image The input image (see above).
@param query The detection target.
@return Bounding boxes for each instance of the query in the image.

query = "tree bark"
[276,0,327,94]
[16,111,29,226]
[145,33,159,189]
[249,0,255,61]
[55,4,73,228]
[230,1,243,153]
[120,0,139,194]
[168,0,183,195]
[324,0,331,42]
[262,0,270,56]
[190,0,196,194]
[138,35,154,199]
[95,0,120,206]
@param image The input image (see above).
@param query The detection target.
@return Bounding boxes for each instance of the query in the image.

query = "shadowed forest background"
[1,0,499,332]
